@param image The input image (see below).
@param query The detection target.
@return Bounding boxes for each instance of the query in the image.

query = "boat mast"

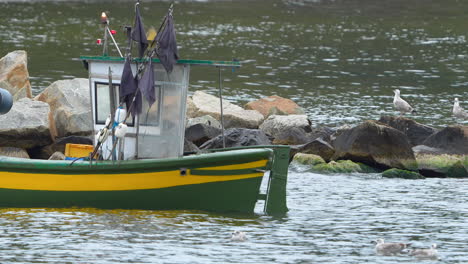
[218,67,226,148]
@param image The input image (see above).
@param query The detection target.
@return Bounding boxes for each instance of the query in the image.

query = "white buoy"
[114,106,127,124]
[115,123,128,139]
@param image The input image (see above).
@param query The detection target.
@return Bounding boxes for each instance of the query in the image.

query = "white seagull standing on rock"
[453,98,468,120]
[373,238,411,256]
[409,244,438,259]
[393,89,416,115]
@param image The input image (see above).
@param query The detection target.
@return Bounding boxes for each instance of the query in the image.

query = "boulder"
[417,154,467,177]
[296,138,335,162]
[260,114,311,141]
[0,98,52,149]
[378,116,437,146]
[186,97,197,118]
[185,123,221,146]
[186,115,222,129]
[272,126,314,145]
[330,124,353,144]
[200,128,271,149]
[382,168,425,179]
[48,151,65,160]
[332,120,417,171]
[189,91,264,129]
[309,126,336,144]
[312,160,377,174]
[293,153,325,166]
[412,145,446,155]
[0,147,29,159]
[244,95,305,118]
[184,138,200,153]
[35,78,92,139]
[0,50,32,100]
[421,125,468,155]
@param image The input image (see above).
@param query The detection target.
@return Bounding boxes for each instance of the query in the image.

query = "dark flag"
[155,9,179,73]
[139,59,156,107]
[120,58,142,116]
[131,4,148,58]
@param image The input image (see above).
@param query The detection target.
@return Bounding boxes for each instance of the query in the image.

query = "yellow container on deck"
[65,144,94,158]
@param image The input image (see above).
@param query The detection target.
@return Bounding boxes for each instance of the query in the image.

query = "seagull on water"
[373,238,411,256]
[453,98,468,120]
[393,89,416,115]
[231,231,247,242]
[409,244,438,259]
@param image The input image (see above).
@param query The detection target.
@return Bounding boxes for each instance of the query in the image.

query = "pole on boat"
[218,67,226,148]
[108,67,117,161]
[106,27,123,58]
[101,12,109,56]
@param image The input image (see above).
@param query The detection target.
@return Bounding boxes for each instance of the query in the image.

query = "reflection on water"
[0,166,467,263]
[0,0,467,128]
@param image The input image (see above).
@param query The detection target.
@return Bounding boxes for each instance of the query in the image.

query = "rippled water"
[0,166,467,263]
[0,0,467,127]
[0,2,467,263]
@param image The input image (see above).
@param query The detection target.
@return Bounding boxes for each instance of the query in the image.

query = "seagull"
[373,238,411,255]
[231,231,247,242]
[409,244,438,259]
[393,89,416,115]
[453,98,468,120]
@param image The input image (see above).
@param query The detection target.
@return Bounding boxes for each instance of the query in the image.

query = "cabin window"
[94,82,134,126]
[139,84,162,126]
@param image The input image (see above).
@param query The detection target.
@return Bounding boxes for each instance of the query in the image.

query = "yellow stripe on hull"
[0,160,268,191]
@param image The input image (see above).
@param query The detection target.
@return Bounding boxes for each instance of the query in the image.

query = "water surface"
[0,166,467,263]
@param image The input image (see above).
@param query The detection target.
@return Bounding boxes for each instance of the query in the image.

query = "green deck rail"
[80,56,241,68]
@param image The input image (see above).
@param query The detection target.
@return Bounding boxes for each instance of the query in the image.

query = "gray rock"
[0,147,29,159]
[35,78,92,139]
[272,126,314,145]
[184,138,200,153]
[332,120,417,171]
[412,145,446,155]
[260,114,311,140]
[0,98,52,149]
[185,123,222,146]
[309,126,336,144]
[378,115,437,146]
[48,151,65,160]
[416,154,467,178]
[422,125,468,155]
[186,115,222,129]
[297,138,335,162]
[0,50,32,101]
[382,168,425,179]
[200,128,271,149]
[188,91,264,129]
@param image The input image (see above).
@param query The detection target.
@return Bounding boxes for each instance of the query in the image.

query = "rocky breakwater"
[0,49,92,159]
[185,91,466,178]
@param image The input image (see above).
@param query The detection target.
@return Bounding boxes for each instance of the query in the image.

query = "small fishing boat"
[0,2,289,215]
